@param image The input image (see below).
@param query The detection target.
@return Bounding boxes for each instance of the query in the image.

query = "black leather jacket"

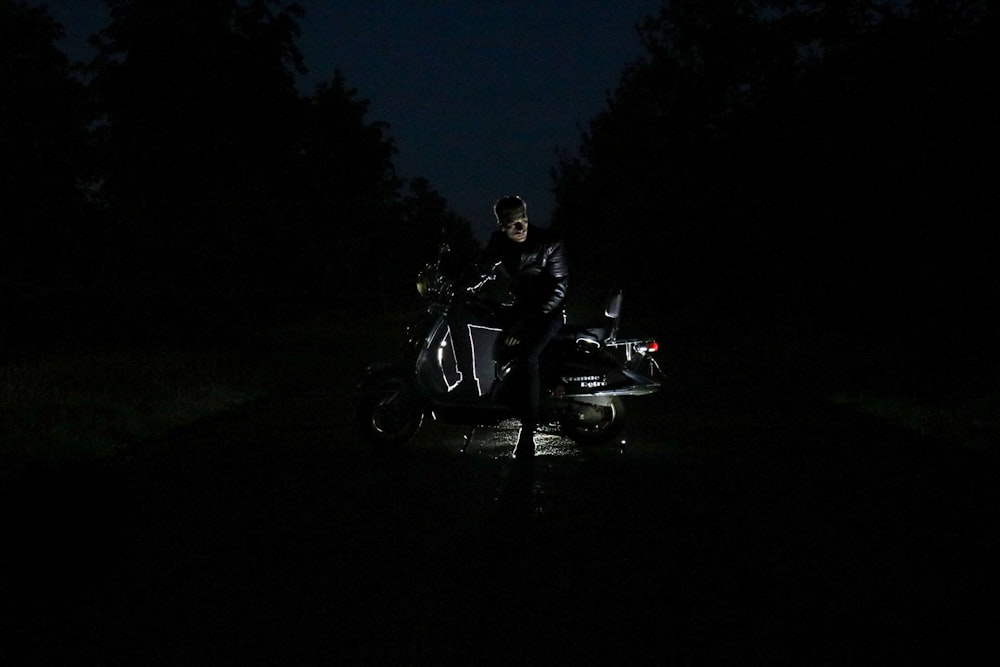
[479,227,569,317]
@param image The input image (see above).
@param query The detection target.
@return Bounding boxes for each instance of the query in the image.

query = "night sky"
[40,0,663,241]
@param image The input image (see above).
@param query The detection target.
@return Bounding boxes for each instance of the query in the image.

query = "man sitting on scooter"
[477,195,569,458]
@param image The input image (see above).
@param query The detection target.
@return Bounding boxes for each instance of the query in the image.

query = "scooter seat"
[554,324,609,346]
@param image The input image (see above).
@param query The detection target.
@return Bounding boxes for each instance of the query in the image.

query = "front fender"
[350,360,411,406]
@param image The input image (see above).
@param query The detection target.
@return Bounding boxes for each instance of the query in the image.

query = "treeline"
[4,0,997,356]
[552,0,998,343]
[0,0,477,340]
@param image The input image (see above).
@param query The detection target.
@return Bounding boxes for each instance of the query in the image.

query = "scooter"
[351,243,664,451]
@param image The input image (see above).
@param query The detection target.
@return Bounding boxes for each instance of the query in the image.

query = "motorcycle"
[351,243,664,451]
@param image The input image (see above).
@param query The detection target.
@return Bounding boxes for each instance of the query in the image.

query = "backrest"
[604,291,623,319]
[604,290,623,342]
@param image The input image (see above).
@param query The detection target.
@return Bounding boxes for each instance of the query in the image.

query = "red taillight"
[634,340,659,355]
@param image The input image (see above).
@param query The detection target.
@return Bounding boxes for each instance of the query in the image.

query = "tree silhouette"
[86,0,308,290]
[1,0,476,358]
[552,0,998,339]
[0,0,92,286]
[398,177,480,283]
[283,71,403,306]
[80,0,473,313]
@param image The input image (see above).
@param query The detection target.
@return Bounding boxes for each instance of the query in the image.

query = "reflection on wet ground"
[410,417,613,515]
[419,417,585,458]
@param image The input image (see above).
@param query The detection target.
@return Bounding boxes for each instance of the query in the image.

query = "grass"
[0,345,262,465]
[783,325,999,453]
[3,303,994,469]
[0,308,409,469]
[829,390,999,452]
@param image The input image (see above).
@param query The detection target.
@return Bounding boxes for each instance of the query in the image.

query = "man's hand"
[505,317,532,347]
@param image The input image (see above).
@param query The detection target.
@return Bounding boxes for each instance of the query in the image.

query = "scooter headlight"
[416,264,434,297]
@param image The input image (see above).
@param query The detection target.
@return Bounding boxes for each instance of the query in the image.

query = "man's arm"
[538,239,569,315]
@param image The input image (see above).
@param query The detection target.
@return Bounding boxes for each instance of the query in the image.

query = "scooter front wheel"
[356,388,424,446]
[561,396,625,446]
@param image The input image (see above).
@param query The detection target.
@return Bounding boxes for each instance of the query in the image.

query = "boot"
[512,424,535,459]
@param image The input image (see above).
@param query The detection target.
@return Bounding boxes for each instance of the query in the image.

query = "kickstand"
[461,426,477,453]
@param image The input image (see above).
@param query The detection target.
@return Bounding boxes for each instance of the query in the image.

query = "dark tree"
[283,71,403,307]
[397,177,479,284]
[552,0,795,318]
[85,1,467,314]
[0,0,92,285]
[86,0,307,290]
[552,0,998,339]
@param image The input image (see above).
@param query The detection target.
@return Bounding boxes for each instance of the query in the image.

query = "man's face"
[501,213,528,242]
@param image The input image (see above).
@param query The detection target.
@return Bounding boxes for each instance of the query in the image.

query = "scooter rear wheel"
[356,388,424,446]
[561,396,625,446]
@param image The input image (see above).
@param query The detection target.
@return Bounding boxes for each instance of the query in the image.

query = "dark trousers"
[503,310,564,431]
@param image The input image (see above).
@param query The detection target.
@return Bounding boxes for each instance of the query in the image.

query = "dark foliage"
[552,0,998,346]
[0,0,94,285]
[1,0,475,357]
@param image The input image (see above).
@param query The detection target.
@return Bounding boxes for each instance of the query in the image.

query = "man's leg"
[513,311,563,458]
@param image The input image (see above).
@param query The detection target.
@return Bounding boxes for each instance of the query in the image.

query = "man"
[478,195,568,458]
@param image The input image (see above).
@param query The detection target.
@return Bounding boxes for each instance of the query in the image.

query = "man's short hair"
[494,195,527,224]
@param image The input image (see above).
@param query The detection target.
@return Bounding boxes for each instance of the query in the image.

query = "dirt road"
[3,380,997,665]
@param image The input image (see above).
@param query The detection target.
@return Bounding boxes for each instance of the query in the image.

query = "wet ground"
[3,381,998,665]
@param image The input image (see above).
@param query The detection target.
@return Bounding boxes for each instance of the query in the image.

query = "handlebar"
[419,259,503,304]
[464,272,496,294]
